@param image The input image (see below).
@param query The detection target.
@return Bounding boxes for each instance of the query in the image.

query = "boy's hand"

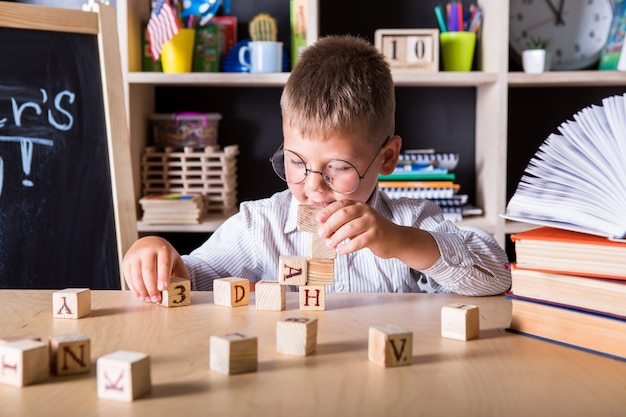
[122,236,190,303]
[316,200,400,258]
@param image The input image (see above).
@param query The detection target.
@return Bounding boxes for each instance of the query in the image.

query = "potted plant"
[522,37,548,74]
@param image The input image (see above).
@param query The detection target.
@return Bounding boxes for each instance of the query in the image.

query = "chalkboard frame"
[0,2,137,289]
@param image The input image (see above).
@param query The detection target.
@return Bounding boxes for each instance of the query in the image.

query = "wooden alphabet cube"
[368,324,413,368]
[52,288,91,319]
[308,233,336,259]
[97,350,151,402]
[441,303,480,341]
[306,258,334,286]
[210,332,258,375]
[278,255,308,286]
[0,339,49,387]
[299,285,326,311]
[255,280,286,311]
[49,333,91,375]
[297,204,323,233]
[276,317,317,356]
[213,277,250,307]
[159,277,191,307]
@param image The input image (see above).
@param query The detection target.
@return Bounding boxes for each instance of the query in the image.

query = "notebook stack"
[140,194,205,224]
[506,226,626,361]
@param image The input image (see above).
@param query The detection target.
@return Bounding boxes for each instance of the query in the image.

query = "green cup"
[440,31,476,72]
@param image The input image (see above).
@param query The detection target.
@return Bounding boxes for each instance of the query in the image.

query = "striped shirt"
[183,189,511,295]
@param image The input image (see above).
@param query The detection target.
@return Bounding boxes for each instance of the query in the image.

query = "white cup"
[238,41,283,73]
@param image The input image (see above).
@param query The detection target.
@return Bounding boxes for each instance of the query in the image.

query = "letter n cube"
[213,277,250,307]
[368,324,413,368]
[97,350,151,401]
[441,303,479,341]
[49,333,91,375]
[0,339,49,387]
[210,332,258,375]
[276,317,318,356]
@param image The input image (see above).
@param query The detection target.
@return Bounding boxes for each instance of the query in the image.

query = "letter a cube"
[276,317,318,356]
[97,350,151,402]
[49,333,91,375]
[0,339,49,387]
[214,277,250,307]
[52,288,91,319]
[278,255,308,286]
[210,332,258,375]
[441,303,479,341]
[368,324,413,368]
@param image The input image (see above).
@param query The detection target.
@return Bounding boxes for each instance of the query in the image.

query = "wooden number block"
[276,317,318,357]
[0,339,49,387]
[297,204,323,233]
[278,255,308,286]
[255,280,286,311]
[299,285,326,311]
[441,303,480,341]
[210,332,258,375]
[307,258,334,286]
[52,288,91,319]
[160,277,191,307]
[97,350,151,402]
[309,233,336,259]
[368,324,413,368]
[374,29,439,72]
[49,333,91,375]
[213,277,250,307]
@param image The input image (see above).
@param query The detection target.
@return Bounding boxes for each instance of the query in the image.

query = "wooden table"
[1,290,625,416]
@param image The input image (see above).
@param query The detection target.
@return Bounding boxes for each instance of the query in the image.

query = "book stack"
[140,194,205,224]
[379,150,464,221]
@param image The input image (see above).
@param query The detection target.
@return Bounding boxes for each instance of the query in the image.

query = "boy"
[123,35,511,302]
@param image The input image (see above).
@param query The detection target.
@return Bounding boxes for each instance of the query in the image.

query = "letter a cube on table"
[276,317,318,357]
[0,339,49,387]
[213,277,250,307]
[368,324,413,368]
[255,280,286,311]
[49,333,91,375]
[210,333,258,375]
[441,303,479,341]
[52,288,91,319]
[278,255,308,286]
[159,277,191,307]
[97,350,151,401]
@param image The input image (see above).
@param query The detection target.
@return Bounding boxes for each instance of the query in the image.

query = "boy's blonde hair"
[281,35,395,146]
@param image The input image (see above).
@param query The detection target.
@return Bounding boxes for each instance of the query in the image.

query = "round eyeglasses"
[269,137,390,195]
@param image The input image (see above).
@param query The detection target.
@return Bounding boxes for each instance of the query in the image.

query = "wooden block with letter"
[276,317,318,356]
[368,324,413,367]
[52,288,91,319]
[213,277,250,307]
[49,333,91,375]
[299,285,326,310]
[210,332,258,375]
[306,258,334,286]
[159,277,191,307]
[278,255,308,286]
[0,339,49,387]
[97,350,151,401]
[374,28,439,71]
[255,280,286,311]
[441,303,479,341]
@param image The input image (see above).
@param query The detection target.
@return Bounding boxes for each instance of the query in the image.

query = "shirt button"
[336,283,344,291]
[450,255,461,265]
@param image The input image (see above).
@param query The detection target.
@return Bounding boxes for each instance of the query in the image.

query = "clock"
[509,0,614,70]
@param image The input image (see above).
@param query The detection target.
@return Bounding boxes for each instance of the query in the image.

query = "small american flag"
[147,0,180,61]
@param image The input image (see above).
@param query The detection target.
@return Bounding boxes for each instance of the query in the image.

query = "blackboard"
[0,3,137,289]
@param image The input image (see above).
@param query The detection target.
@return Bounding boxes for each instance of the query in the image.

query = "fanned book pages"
[504,94,626,240]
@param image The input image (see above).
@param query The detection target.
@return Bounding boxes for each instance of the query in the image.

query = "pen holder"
[440,31,476,72]
[161,29,196,73]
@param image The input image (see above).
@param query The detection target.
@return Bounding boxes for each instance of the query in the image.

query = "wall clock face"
[509,0,614,70]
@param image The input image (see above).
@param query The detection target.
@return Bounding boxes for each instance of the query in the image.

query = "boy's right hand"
[122,236,190,303]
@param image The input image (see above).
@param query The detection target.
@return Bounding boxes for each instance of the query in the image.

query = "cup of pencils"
[434,2,481,72]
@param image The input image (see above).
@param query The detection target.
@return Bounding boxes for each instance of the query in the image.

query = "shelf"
[137,212,234,233]
[508,70,626,87]
[127,71,499,87]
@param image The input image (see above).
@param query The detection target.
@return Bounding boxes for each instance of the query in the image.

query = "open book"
[504,94,626,240]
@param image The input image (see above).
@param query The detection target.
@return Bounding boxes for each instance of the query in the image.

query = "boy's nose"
[304,169,328,191]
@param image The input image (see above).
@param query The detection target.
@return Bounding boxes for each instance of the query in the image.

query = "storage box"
[150,112,222,148]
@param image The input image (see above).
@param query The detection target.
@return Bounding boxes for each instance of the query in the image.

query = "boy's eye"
[327,161,352,173]
[287,157,305,168]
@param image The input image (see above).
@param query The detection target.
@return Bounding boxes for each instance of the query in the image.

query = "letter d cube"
[213,277,250,307]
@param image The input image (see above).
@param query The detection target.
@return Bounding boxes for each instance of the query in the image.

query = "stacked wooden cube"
[141,145,239,216]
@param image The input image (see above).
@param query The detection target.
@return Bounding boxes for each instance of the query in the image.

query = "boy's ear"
[379,135,402,175]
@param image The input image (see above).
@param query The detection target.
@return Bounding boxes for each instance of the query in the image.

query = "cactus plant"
[249,13,277,42]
